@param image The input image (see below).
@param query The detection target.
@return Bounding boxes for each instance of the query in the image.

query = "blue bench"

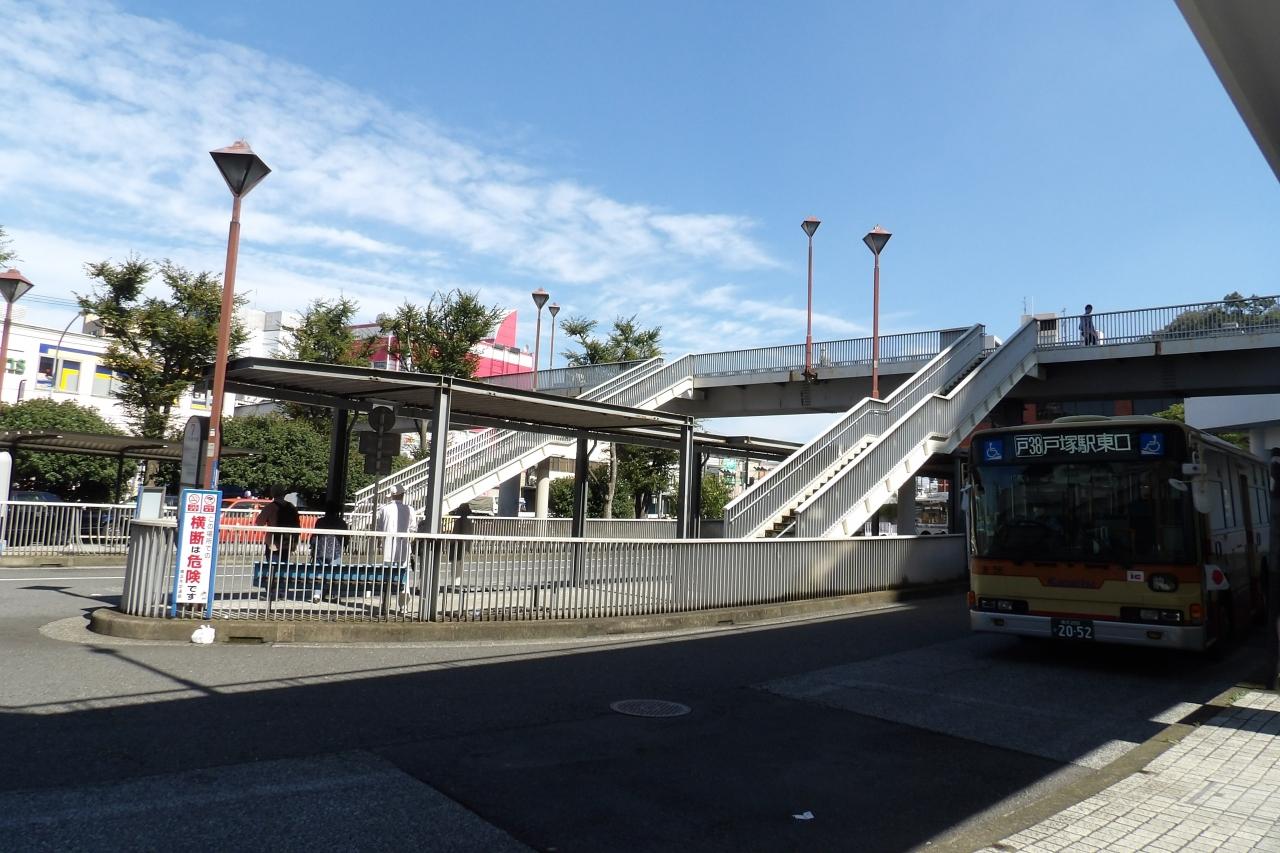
[252,561,410,600]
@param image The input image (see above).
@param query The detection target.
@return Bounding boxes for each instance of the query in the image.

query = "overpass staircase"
[723,321,1040,538]
[349,354,698,519]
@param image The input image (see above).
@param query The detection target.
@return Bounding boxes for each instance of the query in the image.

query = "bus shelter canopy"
[0,430,256,463]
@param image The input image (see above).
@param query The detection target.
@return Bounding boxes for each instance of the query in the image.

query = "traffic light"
[360,405,398,476]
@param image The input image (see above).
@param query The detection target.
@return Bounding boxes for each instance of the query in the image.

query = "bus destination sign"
[979,430,1167,463]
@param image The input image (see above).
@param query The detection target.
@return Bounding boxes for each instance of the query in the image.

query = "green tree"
[1150,401,1250,452]
[0,399,123,500]
[78,259,249,438]
[618,444,675,517]
[561,314,664,518]
[547,464,634,518]
[376,290,505,451]
[1160,292,1280,337]
[699,473,733,520]
[0,225,16,266]
[282,297,365,366]
[378,290,505,377]
[278,296,366,435]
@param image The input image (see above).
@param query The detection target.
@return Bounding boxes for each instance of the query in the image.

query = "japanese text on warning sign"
[174,488,221,605]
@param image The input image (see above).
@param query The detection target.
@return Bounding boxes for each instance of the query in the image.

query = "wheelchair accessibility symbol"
[983,439,1004,461]
[1139,432,1164,456]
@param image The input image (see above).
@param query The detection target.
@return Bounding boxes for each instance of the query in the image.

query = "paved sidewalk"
[979,691,1280,852]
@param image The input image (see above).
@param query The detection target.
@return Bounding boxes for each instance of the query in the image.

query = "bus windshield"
[971,459,1196,564]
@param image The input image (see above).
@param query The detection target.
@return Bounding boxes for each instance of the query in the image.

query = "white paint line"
[0,576,125,581]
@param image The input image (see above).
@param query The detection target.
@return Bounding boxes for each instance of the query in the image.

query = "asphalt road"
[0,566,1267,852]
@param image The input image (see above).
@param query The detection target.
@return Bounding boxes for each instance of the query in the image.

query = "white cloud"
[0,0,779,321]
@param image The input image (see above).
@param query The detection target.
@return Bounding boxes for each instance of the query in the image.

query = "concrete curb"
[89,581,967,644]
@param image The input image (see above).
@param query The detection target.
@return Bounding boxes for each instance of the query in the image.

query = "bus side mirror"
[1168,478,1188,492]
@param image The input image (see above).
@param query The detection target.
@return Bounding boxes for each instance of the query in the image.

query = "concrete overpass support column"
[897,480,917,536]
[675,423,695,539]
[534,459,552,519]
[498,475,521,516]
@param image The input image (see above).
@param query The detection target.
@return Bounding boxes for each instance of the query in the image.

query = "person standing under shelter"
[377,485,416,564]
[1080,304,1100,346]
[255,485,300,562]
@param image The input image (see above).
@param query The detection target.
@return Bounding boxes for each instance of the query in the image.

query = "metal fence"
[0,501,135,557]
[120,519,966,623]
[690,327,968,377]
[1036,294,1280,350]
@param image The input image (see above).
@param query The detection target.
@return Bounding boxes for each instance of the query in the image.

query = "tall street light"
[530,288,549,390]
[547,302,560,371]
[204,140,270,489]
[801,217,821,382]
[862,225,892,400]
[0,269,35,402]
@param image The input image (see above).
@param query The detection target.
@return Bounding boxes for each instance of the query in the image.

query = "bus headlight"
[1149,574,1178,593]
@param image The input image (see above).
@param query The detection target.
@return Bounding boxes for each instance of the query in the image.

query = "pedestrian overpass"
[351,295,1280,539]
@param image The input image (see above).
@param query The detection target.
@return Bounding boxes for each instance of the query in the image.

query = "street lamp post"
[547,302,560,372]
[531,288,549,390]
[862,225,892,400]
[801,217,821,382]
[204,140,270,489]
[0,269,35,402]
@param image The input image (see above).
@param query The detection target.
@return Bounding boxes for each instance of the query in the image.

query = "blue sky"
[1,1,1277,438]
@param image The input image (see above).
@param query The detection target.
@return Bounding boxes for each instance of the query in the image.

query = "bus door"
[1240,471,1259,614]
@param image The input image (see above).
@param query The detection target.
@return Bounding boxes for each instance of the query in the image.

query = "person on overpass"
[1080,304,1100,346]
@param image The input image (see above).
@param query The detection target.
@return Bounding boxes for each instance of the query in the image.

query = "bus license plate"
[1051,619,1094,641]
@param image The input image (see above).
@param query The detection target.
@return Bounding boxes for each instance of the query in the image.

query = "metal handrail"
[1036,294,1280,349]
[794,320,1040,536]
[722,324,986,538]
[689,327,966,377]
[350,357,670,514]
[481,360,647,392]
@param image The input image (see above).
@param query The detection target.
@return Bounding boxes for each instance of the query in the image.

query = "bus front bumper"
[970,611,1207,651]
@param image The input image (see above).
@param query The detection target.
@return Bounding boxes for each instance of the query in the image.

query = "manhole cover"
[610,699,691,718]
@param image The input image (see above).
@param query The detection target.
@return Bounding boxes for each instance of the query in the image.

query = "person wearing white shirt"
[376,485,416,564]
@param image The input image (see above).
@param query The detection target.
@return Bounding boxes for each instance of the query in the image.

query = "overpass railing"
[796,319,1040,536]
[1040,294,1280,349]
[690,327,968,377]
[119,519,965,622]
[723,324,986,538]
[481,360,647,393]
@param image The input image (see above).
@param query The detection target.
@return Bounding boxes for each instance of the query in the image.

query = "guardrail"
[0,501,134,556]
[0,502,328,559]
[119,519,966,622]
[723,325,986,538]
[795,319,1040,536]
[1038,294,1280,349]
